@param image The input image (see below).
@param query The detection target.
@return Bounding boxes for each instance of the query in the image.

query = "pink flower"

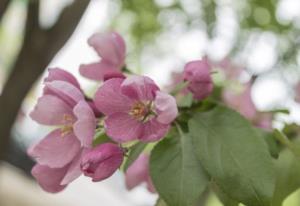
[28,69,96,193]
[95,75,178,143]
[125,154,155,193]
[183,58,213,100]
[80,143,124,182]
[79,32,126,81]
[222,83,256,120]
[45,68,81,89]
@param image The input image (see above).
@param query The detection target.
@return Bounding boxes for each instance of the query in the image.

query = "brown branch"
[0,0,10,21]
[0,0,90,160]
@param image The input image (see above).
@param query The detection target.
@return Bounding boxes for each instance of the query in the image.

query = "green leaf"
[92,131,112,146]
[150,129,209,206]
[123,142,147,171]
[211,182,239,206]
[272,149,300,206]
[155,198,168,206]
[256,129,279,158]
[189,106,275,206]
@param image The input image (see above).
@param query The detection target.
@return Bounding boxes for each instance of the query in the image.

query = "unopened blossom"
[95,75,178,142]
[222,83,256,120]
[28,69,96,193]
[81,143,124,182]
[125,153,155,193]
[79,32,126,81]
[183,58,213,100]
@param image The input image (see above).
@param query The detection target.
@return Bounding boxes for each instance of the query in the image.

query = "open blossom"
[28,69,96,193]
[95,75,178,142]
[181,58,213,100]
[125,153,155,193]
[81,143,124,182]
[79,32,126,81]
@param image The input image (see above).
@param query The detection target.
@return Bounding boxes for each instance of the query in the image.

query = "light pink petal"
[44,80,84,108]
[61,149,89,185]
[31,164,68,193]
[140,119,169,142]
[45,68,81,89]
[79,61,124,81]
[30,95,73,126]
[73,101,96,147]
[88,32,125,67]
[95,78,133,115]
[121,75,160,101]
[125,154,149,190]
[28,129,81,168]
[154,91,178,124]
[105,113,143,143]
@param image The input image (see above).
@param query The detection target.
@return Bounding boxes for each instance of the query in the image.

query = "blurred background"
[1,0,300,205]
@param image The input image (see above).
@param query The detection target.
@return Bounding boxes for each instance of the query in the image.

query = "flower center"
[129,101,156,122]
[61,114,74,136]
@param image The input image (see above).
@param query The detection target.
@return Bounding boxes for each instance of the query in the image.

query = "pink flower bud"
[80,143,124,182]
[183,59,213,100]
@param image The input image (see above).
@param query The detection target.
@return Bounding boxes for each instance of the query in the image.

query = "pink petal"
[125,154,149,190]
[88,32,125,67]
[79,61,124,81]
[45,68,81,89]
[61,149,89,185]
[140,119,169,142]
[28,129,81,168]
[94,78,133,115]
[105,113,143,142]
[44,80,84,108]
[30,95,73,126]
[31,164,67,193]
[121,75,160,101]
[73,101,96,147]
[154,91,178,124]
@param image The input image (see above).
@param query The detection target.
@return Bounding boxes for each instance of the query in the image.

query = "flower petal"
[95,78,132,115]
[45,68,81,89]
[61,149,89,185]
[154,91,178,124]
[44,80,84,108]
[79,61,124,81]
[140,119,169,142]
[125,154,149,190]
[31,164,67,193]
[73,101,96,147]
[88,32,125,67]
[105,113,143,142]
[28,129,81,168]
[121,75,159,101]
[30,95,73,126]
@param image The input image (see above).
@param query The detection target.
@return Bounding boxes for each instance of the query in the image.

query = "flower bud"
[80,143,124,182]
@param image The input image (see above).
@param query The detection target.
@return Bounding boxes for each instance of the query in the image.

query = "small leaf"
[123,142,147,171]
[211,182,239,206]
[155,198,168,206]
[150,129,209,206]
[272,149,300,206]
[93,130,112,146]
[189,106,275,206]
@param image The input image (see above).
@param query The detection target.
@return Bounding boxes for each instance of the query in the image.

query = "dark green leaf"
[211,182,239,206]
[189,106,275,206]
[123,142,147,171]
[150,129,209,206]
